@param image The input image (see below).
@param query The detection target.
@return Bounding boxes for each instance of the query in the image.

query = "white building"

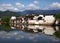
[44,15,55,25]
[11,16,16,20]
[10,16,16,24]
[27,15,55,25]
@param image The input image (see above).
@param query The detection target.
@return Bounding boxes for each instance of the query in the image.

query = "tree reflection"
[54,30,60,38]
[0,23,11,32]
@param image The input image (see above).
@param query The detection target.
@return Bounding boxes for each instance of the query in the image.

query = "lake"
[0,24,60,43]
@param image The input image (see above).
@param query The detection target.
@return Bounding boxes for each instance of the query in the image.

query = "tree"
[55,13,60,20]
[2,16,11,23]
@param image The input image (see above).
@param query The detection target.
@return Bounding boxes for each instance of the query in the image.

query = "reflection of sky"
[0,30,60,43]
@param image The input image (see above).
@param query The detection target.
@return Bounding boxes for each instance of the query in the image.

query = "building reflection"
[0,24,60,42]
[11,24,60,35]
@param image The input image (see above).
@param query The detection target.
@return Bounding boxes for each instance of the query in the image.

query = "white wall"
[28,15,55,25]
[44,15,55,24]
[11,16,16,20]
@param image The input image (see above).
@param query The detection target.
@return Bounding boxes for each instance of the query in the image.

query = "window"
[38,17,42,20]
[30,17,33,20]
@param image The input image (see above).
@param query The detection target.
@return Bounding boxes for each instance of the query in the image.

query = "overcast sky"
[0,0,60,11]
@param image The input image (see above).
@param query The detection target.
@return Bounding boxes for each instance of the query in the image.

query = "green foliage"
[55,13,60,20]
[2,16,11,23]
[54,30,60,38]
[0,23,11,32]
[3,24,11,32]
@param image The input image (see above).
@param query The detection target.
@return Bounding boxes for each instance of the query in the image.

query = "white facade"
[11,16,16,20]
[44,15,55,25]
[28,15,55,25]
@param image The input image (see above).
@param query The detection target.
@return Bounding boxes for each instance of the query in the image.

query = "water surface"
[0,24,60,43]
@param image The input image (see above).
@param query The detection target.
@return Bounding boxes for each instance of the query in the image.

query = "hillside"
[0,10,60,16]
[0,11,21,17]
[19,10,60,15]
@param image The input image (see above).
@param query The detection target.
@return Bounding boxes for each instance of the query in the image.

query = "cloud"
[27,3,40,10]
[16,2,24,8]
[26,0,40,10]
[0,1,40,11]
[50,2,60,9]
[0,3,25,11]
[10,8,19,12]
[0,4,19,11]
[0,2,60,11]
[0,7,6,11]
[16,2,25,11]
[46,2,60,10]
[16,2,40,11]
[0,4,12,11]
[33,1,38,4]
[0,4,13,10]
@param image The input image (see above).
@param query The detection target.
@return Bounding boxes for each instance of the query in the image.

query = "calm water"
[0,24,60,43]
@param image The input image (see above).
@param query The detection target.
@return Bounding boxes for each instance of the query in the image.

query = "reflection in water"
[10,24,60,38]
[11,24,60,35]
[0,24,11,32]
[0,24,60,43]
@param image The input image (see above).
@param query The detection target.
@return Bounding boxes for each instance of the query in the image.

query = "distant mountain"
[0,10,60,16]
[0,10,21,17]
[18,10,60,16]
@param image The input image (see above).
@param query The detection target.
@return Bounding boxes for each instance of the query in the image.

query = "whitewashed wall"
[28,15,55,25]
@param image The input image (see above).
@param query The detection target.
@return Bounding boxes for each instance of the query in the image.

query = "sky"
[0,0,60,11]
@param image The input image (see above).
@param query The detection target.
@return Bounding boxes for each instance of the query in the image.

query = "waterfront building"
[27,14,55,25]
